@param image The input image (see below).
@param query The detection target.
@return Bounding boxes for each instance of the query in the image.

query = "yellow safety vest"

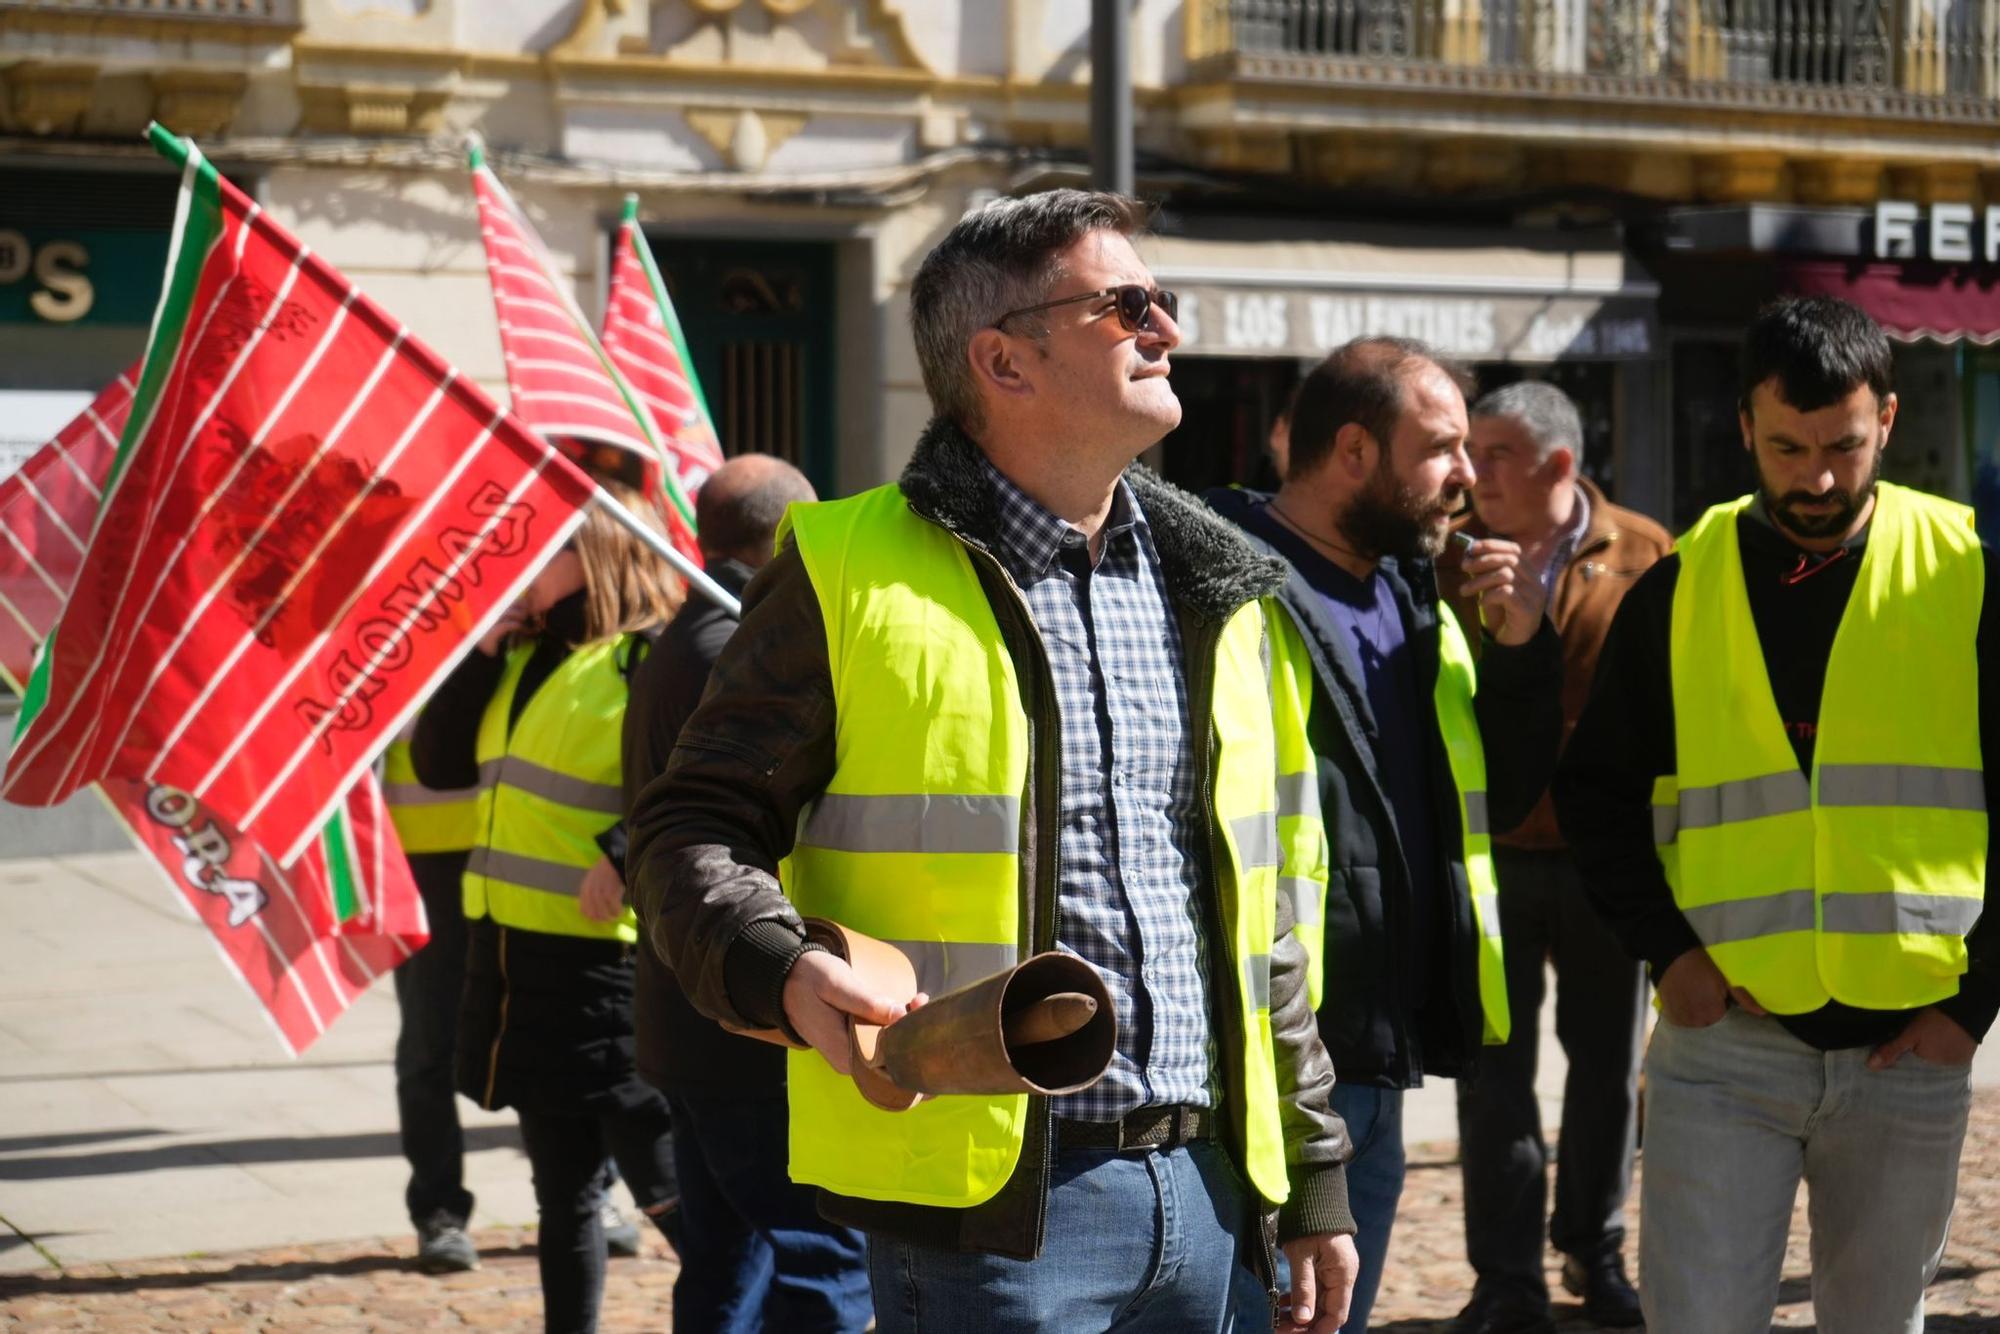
[1658,483,1986,1012]
[381,730,478,855]
[462,638,637,943]
[779,483,1321,1209]
[1268,601,1510,1042]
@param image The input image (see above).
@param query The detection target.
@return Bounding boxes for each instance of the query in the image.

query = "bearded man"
[1555,295,1999,1334]
[1207,336,1564,1331]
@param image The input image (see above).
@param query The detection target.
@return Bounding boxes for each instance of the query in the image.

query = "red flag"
[0,365,135,685]
[0,375,427,1057]
[601,195,724,502]
[469,147,701,558]
[3,126,599,867]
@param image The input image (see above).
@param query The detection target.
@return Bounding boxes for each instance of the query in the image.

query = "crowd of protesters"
[382,189,1994,1334]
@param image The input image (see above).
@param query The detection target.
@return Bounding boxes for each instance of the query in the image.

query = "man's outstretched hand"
[781,946,925,1073]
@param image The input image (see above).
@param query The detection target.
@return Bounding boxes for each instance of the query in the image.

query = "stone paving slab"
[2,1096,1993,1330]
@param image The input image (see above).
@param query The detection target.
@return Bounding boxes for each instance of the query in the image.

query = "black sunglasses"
[994,283,1179,335]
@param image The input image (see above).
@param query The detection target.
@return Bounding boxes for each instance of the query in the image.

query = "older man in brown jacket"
[1437,381,1672,1334]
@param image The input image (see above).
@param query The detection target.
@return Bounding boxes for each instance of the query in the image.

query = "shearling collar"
[898,417,1288,622]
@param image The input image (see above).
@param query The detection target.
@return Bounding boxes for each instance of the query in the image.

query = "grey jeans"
[1639,1005,1972,1334]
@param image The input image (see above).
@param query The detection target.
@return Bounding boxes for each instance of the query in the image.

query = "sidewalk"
[3,849,1998,1329]
[0,852,539,1272]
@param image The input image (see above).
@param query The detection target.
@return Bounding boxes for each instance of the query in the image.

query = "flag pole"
[590,486,741,618]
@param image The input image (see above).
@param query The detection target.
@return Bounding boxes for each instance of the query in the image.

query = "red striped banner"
[469,152,700,556]
[1,369,426,1057]
[602,196,724,503]
[3,126,598,869]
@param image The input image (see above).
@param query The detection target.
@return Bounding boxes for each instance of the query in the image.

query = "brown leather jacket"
[1440,478,1673,851]
[625,420,1353,1264]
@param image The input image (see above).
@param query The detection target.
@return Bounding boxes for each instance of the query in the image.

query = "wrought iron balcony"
[1189,1,2000,115]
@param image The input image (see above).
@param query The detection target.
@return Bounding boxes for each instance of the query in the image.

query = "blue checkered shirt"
[980,459,1216,1119]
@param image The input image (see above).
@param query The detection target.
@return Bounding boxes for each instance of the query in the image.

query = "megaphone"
[735,920,1118,1113]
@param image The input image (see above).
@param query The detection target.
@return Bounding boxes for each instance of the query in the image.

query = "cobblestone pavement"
[4,1093,1995,1331]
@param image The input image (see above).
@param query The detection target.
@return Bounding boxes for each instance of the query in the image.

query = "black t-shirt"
[1555,503,2000,1049]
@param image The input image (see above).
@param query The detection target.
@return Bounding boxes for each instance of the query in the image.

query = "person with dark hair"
[1438,380,1670,1333]
[1206,337,1564,1332]
[622,454,874,1333]
[628,189,1360,1331]
[1555,294,2000,1333]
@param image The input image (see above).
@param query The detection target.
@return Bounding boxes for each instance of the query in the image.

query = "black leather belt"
[1056,1104,1215,1152]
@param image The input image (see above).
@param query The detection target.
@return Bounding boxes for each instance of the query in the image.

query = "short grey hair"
[1470,380,1583,461]
[909,188,1150,433]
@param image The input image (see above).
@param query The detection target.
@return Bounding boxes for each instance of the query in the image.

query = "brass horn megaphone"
[731,920,1118,1113]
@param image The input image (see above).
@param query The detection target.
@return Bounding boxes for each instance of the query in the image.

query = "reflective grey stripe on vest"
[1681,889,1817,945]
[1229,812,1282,870]
[466,846,584,897]
[1678,772,1811,831]
[1817,764,1986,813]
[1279,876,1323,929]
[1463,790,1490,838]
[1684,887,1985,945]
[1821,892,1985,937]
[1276,770,1321,825]
[477,757,624,815]
[381,781,477,808]
[799,793,1020,855]
[883,940,1019,1000]
[1244,953,1272,1010]
[1653,804,1679,846]
[1473,891,1501,938]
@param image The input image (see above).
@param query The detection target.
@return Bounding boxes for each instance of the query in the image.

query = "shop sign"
[0,228,168,326]
[1873,202,2000,265]
[1170,284,1655,363]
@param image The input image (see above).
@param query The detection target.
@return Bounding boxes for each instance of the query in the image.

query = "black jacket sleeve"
[410,648,507,792]
[624,543,837,1033]
[1552,557,1705,977]
[1474,616,1565,835]
[1936,547,2000,1041]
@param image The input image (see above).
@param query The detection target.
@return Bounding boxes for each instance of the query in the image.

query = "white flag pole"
[590,486,742,618]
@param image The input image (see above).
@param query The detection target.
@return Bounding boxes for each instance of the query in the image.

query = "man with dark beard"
[1555,296,2000,1333]
[1207,336,1563,1331]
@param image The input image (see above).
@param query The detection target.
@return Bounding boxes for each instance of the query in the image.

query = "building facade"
[3,0,1997,519]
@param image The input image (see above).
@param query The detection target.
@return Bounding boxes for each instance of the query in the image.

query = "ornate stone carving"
[151,71,249,139]
[298,83,450,135]
[684,107,808,170]
[550,0,630,59]
[3,63,99,136]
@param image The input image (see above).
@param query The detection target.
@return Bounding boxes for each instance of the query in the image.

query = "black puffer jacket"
[1206,487,1564,1089]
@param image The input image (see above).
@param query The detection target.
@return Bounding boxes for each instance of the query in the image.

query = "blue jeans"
[1330,1084,1405,1334]
[867,1140,1269,1332]
[666,1092,872,1334]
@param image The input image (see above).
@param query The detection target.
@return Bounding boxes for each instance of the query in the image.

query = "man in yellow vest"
[628,190,1359,1331]
[1207,338,1563,1333]
[1556,295,1999,1333]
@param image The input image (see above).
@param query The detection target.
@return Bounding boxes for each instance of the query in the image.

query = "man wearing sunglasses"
[1207,338,1563,1332]
[629,189,1360,1331]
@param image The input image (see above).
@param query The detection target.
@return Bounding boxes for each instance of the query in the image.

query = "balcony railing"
[0,0,298,22]
[1190,1,2000,103]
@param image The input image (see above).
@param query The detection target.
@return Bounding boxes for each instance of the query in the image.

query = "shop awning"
[1782,261,2000,346]
[1140,224,1659,364]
